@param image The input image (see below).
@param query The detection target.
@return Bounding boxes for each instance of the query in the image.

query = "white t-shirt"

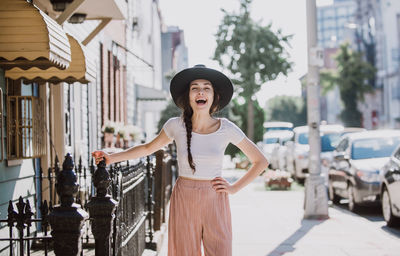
[162,117,246,180]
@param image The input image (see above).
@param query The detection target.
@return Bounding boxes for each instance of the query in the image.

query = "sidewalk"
[156,169,400,256]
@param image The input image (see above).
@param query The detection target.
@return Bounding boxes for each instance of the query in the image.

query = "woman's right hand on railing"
[92,150,112,165]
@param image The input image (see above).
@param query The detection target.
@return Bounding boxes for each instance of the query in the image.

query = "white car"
[261,131,293,169]
[263,121,293,132]
[285,124,344,183]
[269,131,294,170]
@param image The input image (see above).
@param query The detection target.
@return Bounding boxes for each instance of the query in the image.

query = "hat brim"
[170,66,233,110]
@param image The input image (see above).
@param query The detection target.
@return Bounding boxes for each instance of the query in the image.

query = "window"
[351,137,400,160]
[336,138,349,152]
[321,133,342,152]
[298,133,309,145]
[6,92,45,159]
[0,87,3,162]
[394,147,400,160]
[336,7,347,17]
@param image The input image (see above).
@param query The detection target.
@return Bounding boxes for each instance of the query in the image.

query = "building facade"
[317,0,357,125]
[0,0,182,253]
[161,26,189,92]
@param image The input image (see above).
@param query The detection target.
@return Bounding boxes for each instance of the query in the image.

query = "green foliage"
[265,96,307,127]
[225,98,265,157]
[213,0,292,139]
[157,101,182,132]
[103,127,114,133]
[213,0,292,97]
[320,43,376,127]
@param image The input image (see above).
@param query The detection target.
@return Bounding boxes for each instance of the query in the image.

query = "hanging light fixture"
[49,0,74,12]
[68,13,87,24]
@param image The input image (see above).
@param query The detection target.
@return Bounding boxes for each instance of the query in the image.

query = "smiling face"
[189,79,214,113]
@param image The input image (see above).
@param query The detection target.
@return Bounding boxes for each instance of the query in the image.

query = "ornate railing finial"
[56,153,79,207]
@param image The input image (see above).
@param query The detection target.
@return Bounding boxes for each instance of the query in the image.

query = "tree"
[213,0,292,140]
[157,100,182,132]
[320,43,376,127]
[225,98,265,157]
[266,96,307,127]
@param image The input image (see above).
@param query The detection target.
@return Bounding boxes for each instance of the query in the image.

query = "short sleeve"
[226,119,246,145]
[162,117,177,140]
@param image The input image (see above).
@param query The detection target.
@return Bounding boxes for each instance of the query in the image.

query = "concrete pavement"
[154,169,400,256]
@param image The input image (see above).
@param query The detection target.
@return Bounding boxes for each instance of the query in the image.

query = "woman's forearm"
[231,160,268,193]
[109,144,150,164]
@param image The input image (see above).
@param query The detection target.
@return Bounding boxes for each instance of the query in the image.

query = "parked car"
[285,124,344,183]
[320,127,367,186]
[263,121,293,132]
[328,130,400,212]
[269,131,294,170]
[380,145,400,227]
[341,127,366,135]
[261,131,292,168]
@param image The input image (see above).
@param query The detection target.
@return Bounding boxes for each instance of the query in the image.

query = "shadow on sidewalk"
[333,204,400,238]
[264,218,326,256]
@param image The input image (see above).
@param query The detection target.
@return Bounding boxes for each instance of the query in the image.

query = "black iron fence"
[0,145,177,256]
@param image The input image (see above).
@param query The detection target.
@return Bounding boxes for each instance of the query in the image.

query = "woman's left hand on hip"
[211,177,236,194]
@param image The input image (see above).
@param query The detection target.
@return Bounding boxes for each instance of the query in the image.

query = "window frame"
[6,95,45,160]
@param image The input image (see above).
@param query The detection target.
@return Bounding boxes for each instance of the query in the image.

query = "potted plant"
[119,125,132,149]
[126,124,143,143]
[114,122,125,148]
[102,120,116,148]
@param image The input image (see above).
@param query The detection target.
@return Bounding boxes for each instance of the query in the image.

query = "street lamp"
[68,13,87,24]
[50,0,74,12]
[304,0,329,220]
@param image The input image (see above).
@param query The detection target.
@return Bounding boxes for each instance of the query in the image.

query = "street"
[157,169,400,256]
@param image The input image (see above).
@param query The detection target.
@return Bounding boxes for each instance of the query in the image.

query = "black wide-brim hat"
[170,64,233,110]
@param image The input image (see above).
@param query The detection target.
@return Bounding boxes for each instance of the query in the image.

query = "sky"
[158,0,333,108]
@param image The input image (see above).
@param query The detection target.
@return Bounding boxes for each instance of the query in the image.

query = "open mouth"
[195,99,207,105]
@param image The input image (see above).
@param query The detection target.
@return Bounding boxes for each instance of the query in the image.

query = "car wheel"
[382,187,400,227]
[348,183,360,212]
[328,182,340,204]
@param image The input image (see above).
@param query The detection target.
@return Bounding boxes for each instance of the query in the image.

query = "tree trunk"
[247,99,254,141]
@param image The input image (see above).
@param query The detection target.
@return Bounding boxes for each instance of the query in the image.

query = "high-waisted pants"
[168,176,232,256]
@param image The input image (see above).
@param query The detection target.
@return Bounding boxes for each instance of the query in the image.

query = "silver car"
[329,130,400,212]
[285,124,344,182]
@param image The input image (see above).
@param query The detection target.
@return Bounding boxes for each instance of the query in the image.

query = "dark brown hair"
[176,82,221,173]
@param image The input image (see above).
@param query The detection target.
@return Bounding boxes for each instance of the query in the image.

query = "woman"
[92,64,268,256]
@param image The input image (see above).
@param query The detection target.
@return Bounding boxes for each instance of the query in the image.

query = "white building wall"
[379,0,400,127]
[63,21,103,164]
[126,0,166,135]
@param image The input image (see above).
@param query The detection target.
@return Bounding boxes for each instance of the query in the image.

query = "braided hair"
[177,82,221,173]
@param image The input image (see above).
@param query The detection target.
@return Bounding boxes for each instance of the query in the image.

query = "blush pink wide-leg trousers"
[167,177,232,256]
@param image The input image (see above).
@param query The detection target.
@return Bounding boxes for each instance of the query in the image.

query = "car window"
[281,136,293,145]
[335,138,349,152]
[298,133,308,144]
[351,137,400,160]
[394,147,400,160]
[266,127,292,132]
[264,138,279,144]
[321,133,342,152]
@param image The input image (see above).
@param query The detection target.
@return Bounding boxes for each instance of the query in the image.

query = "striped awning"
[0,0,71,70]
[6,34,96,84]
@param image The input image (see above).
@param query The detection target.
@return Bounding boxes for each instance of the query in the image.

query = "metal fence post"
[48,153,89,256]
[86,159,118,256]
[145,155,156,250]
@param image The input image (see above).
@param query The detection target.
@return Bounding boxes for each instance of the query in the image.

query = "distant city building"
[316,0,357,124]
[352,0,400,128]
[317,0,357,48]
[161,26,189,92]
